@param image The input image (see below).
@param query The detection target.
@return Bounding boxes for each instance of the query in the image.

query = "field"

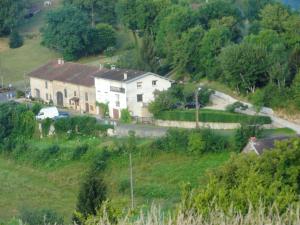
[0,157,83,222]
[0,134,231,223]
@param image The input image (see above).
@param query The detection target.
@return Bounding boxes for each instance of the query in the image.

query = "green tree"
[75,171,107,218]
[0,0,27,35]
[41,6,92,60]
[219,43,271,93]
[120,108,132,124]
[87,23,116,54]
[9,30,23,48]
[173,26,205,79]
[199,26,231,79]
[64,0,117,25]
[292,71,300,109]
[260,3,290,33]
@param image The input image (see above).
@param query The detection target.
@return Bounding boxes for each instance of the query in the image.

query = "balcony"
[110,86,125,93]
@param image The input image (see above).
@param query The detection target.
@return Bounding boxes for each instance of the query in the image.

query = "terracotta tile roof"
[28,60,108,87]
[93,68,146,81]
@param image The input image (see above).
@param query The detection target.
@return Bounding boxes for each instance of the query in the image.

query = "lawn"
[0,134,230,222]
[155,109,272,124]
[0,157,83,223]
[104,151,230,210]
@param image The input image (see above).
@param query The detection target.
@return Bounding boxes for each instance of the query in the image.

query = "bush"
[155,109,271,124]
[9,30,23,49]
[39,144,60,162]
[41,118,52,137]
[190,138,300,214]
[16,90,25,98]
[226,102,248,113]
[120,108,131,123]
[31,103,43,115]
[19,207,64,225]
[72,144,89,160]
[75,171,107,218]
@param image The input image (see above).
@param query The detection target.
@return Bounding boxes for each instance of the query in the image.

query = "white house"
[94,68,172,119]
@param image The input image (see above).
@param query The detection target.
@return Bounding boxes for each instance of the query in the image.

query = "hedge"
[155,109,272,124]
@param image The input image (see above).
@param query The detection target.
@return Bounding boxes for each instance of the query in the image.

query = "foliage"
[54,116,112,136]
[19,207,64,225]
[190,138,300,214]
[120,108,131,124]
[226,102,248,113]
[9,31,23,49]
[155,109,271,124]
[234,121,263,151]
[0,0,27,35]
[96,102,109,117]
[64,0,117,25]
[41,118,52,137]
[42,6,114,60]
[219,43,271,94]
[75,171,107,218]
[72,144,89,160]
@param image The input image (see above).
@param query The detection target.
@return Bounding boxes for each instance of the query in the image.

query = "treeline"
[115,0,300,111]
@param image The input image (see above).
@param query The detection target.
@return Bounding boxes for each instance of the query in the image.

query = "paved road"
[0,91,15,102]
[114,124,168,138]
[210,91,300,134]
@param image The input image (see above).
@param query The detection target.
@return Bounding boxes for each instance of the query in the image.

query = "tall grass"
[86,204,300,225]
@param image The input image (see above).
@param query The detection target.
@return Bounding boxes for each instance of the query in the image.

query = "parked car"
[54,112,70,120]
[170,102,183,110]
[36,107,59,120]
[184,102,203,109]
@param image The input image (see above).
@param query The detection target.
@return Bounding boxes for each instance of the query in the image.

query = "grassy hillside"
[0,134,230,223]
[0,158,82,222]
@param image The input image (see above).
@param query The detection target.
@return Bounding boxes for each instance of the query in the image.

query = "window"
[46,93,49,100]
[45,81,48,89]
[137,94,143,102]
[74,91,77,96]
[64,89,67,98]
[85,92,88,101]
[152,80,157,86]
[137,82,143,89]
[115,94,120,107]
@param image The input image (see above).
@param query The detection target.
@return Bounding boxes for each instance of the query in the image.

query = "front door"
[113,109,119,119]
[85,103,89,113]
[56,92,64,106]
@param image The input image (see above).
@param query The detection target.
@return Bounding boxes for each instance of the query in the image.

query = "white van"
[36,107,59,120]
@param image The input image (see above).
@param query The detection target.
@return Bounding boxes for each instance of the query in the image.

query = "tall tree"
[64,0,117,26]
[219,43,271,93]
[0,0,27,35]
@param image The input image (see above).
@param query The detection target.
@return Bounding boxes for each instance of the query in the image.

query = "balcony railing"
[110,86,125,93]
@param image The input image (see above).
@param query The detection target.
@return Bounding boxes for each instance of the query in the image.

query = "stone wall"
[154,119,241,129]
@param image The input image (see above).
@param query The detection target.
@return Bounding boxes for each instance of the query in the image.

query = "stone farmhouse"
[28,60,173,118]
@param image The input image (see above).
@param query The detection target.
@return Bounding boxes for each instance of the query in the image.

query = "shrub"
[41,118,52,137]
[75,171,107,218]
[120,108,131,123]
[190,138,300,214]
[226,102,248,113]
[31,103,43,115]
[16,90,25,98]
[9,30,23,48]
[39,144,60,162]
[72,144,89,160]
[118,179,130,194]
[19,207,64,225]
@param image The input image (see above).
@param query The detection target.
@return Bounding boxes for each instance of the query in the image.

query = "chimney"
[250,137,257,143]
[58,58,64,65]
[124,72,128,80]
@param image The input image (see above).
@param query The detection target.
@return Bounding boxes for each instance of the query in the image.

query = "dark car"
[54,112,70,120]
[184,102,203,109]
[170,102,183,110]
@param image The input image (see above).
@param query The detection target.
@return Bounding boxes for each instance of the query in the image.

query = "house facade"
[94,69,172,119]
[28,60,103,114]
